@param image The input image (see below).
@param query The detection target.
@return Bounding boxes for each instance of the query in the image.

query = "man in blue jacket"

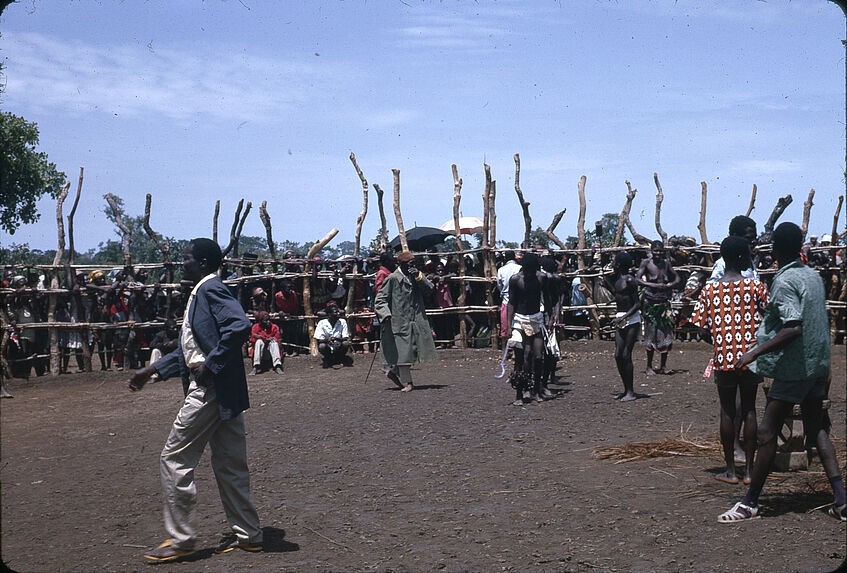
[129,238,263,562]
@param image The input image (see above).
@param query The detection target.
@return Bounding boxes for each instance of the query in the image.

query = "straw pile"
[593,426,721,464]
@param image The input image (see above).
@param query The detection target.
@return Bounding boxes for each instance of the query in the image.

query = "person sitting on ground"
[249,311,284,375]
[314,301,352,367]
[636,240,682,375]
[718,222,846,523]
[148,318,179,382]
[274,280,301,356]
[691,236,769,485]
[608,252,641,402]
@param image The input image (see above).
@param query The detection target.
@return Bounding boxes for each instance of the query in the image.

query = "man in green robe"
[374,251,438,392]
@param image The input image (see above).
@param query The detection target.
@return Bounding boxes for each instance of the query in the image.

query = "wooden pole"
[373,183,389,252]
[763,194,794,241]
[653,172,668,245]
[347,153,369,315]
[576,175,587,270]
[831,196,844,266]
[67,167,84,266]
[697,181,709,245]
[304,228,339,355]
[66,168,91,371]
[392,169,409,252]
[546,209,568,249]
[49,182,70,375]
[213,200,220,244]
[452,164,468,348]
[614,181,637,247]
[801,188,815,241]
[259,201,276,260]
[144,194,170,264]
[514,153,532,248]
[487,179,498,349]
[745,184,757,217]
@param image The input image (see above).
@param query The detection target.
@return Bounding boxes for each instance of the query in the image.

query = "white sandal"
[718,501,759,523]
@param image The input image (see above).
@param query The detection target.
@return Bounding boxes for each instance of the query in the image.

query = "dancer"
[608,252,641,401]
[691,236,768,484]
[718,223,845,523]
[637,241,681,375]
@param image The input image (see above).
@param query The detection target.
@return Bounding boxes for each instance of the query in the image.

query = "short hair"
[522,252,539,270]
[504,250,516,261]
[729,216,756,237]
[650,240,664,250]
[189,238,223,271]
[614,251,633,269]
[540,256,556,272]
[720,236,750,269]
[380,251,396,266]
[772,222,803,257]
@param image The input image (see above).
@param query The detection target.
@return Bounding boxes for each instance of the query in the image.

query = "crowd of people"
[1,227,843,383]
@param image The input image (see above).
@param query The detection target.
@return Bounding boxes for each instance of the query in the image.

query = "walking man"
[718,223,846,523]
[129,238,263,561]
[374,251,437,392]
[637,240,681,375]
[608,252,641,401]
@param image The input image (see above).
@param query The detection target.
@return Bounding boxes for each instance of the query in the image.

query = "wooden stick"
[233,201,251,260]
[258,201,276,260]
[373,183,389,252]
[697,181,709,245]
[304,228,339,355]
[392,169,408,252]
[763,194,794,240]
[514,153,532,248]
[625,216,650,246]
[104,193,133,269]
[614,181,637,247]
[546,209,568,250]
[576,175,587,270]
[143,194,170,263]
[489,179,497,248]
[653,172,668,245]
[801,188,815,241]
[745,184,757,217]
[452,164,468,348]
[213,200,220,244]
[831,196,844,266]
[49,182,71,375]
[67,168,84,266]
[347,153,369,315]
[221,199,245,258]
[487,179,499,349]
[482,164,492,251]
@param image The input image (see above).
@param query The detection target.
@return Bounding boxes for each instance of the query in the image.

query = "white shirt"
[497,260,521,304]
[180,273,217,368]
[314,318,349,341]
[707,258,759,283]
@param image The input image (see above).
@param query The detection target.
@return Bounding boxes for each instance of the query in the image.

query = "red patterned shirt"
[691,278,769,371]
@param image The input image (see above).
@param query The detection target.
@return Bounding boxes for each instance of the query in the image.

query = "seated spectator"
[314,301,352,367]
[148,318,179,382]
[249,311,284,376]
[274,280,303,356]
[250,286,268,313]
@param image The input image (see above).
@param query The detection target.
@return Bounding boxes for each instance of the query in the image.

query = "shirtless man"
[609,252,641,401]
[636,241,681,375]
[506,253,551,404]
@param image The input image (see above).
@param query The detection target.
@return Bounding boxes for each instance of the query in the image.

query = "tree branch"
[653,172,667,244]
[514,153,532,247]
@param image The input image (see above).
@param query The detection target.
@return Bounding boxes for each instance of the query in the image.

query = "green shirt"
[752,259,830,381]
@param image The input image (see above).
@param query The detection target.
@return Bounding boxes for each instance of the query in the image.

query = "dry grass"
[593,424,721,464]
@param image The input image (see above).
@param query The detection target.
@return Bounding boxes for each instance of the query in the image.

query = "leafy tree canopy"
[0,111,67,235]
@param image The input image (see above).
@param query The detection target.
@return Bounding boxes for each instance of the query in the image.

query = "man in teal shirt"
[718,222,845,523]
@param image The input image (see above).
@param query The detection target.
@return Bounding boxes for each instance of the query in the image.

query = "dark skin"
[637,243,682,375]
[730,244,842,510]
[506,260,549,403]
[695,246,758,484]
[609,261,640,401]
[129,243,213,391]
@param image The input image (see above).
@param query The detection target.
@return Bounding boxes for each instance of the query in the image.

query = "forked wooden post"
[514,153,532,248]
[304,228,339,355]
[49,182,70,375]
[373,183,389,252]
[392,169,409,253]
[576,175,587,270]
[614,181,638,247]
[66,167,92,371]
[451,164,468,348]
[105,193,133,273]
[546,209,568,250]
[653,172,668,245]
[763,195,794,241]
[801,188,815,241]
[347,153,369,316]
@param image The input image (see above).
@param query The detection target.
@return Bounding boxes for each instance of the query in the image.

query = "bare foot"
[511,399,525,406]
[619,392,637,402]
[646,368,656,376]
[614,392,626,400]
[715,472,740,485]
[743,475,752,485]
[401,384,413,392]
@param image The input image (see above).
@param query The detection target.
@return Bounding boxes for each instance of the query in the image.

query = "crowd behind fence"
[1,239,845,380]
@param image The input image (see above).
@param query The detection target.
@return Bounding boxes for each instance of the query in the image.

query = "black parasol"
[388,226,450,252]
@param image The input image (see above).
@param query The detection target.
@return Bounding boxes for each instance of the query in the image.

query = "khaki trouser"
[160,379,262,550]
[252,339,282,367]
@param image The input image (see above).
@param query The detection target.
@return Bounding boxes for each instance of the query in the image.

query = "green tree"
[566,213,624,247]
[0,112,67,235]
[100,196,186,264]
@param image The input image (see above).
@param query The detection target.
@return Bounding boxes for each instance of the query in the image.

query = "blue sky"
[2,1,845,252]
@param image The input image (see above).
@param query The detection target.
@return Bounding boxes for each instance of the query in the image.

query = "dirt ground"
[1,340,845,573]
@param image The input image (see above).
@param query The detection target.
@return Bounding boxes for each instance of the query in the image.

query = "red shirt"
[274,290,300,315]
[374,266,392,295]
[250,322,280,345]
[691,278,769,371]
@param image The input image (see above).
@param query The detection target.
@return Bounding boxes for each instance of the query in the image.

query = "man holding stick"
[129,238,263,562]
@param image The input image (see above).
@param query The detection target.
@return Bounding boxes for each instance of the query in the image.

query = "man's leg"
[614,324,637,401]
[741,398,794,507]
[739,381,758,484]
[317,343,332,367]
[397,364,413,391]
[267,340,283,373]
[159,382,222,551]
[529,334,545,401]
[646,348,655,375]
[716,384,739,483]
[801,396,847,515]
[250,340,266,375]
[209,413,263,546]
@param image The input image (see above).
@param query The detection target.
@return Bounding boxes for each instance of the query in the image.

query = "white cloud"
[395,10,511,51]
[1,32,347,122]
[732,159,801,175]
[362,108,422,128]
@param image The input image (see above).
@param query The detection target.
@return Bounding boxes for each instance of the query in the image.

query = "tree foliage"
[566,213,624,247]
[0,111,67,235]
